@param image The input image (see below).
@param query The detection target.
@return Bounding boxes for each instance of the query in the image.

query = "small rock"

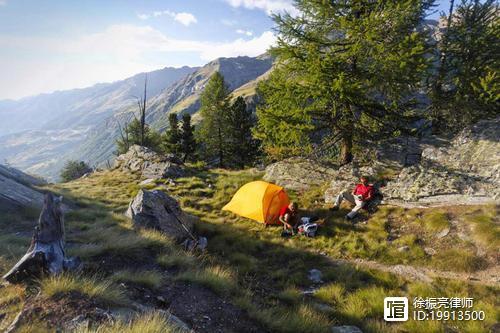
[183,237,208,252]
[312,302,332,312]
[424,247,436,256]
[308,269,323,283]
[436,228,450,238]
[398,246,410,252]
[331,325,363,333]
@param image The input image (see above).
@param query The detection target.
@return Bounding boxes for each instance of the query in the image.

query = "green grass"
[314,283,345,306]
[1,168,498,333]
[277,287,303,305]
[419,210,450,232]
[40,273,127,306]
[157,250,196,270]
[0,284,25,331]
[175,265,237,296]
[111,270,164,289]
[431,249,488,273]
[464,205,500,250]
[75,311,181,333]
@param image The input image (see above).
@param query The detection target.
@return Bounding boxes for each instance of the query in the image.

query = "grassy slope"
[0,168,498,333]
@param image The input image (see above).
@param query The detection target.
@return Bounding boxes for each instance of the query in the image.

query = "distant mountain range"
[0,54,273,181]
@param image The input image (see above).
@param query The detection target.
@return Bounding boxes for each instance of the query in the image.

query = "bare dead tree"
[139,74,148,146]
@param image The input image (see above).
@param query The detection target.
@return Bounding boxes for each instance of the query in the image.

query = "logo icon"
[384,297,408,322]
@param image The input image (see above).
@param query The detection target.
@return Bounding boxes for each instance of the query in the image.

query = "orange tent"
[222,181,290,224]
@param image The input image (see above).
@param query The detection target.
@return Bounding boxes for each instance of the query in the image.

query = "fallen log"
[2,193,80,283]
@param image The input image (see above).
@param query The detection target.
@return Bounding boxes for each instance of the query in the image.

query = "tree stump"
[2,193,80,283]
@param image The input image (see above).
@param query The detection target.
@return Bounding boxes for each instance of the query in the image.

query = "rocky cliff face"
[0,164,46,210]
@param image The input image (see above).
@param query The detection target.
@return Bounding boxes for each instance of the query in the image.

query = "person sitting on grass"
[279,202,299,233]
[330,176,374,221]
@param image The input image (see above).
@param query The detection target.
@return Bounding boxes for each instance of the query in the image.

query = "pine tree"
[162,113,181,155]
[197,72,231,167]
[431,0,499,131]
[180,113,196,162]
[255,0,434,164]
[227,96,258,168]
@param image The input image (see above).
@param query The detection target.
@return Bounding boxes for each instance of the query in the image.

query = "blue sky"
[0,0,452,100]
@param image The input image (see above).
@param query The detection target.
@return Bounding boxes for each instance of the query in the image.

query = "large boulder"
[0,164,46,187]
[0,164,46,210]
[114,145,184,179]
[263,157,337,191]
[126,189,195,240]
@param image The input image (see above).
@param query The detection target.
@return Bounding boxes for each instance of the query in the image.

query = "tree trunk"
[2,193,80,283]
[218,126,224,168]
[339,134,353,165]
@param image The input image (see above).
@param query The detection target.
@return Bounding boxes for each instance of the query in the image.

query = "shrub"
[60,160,92,182]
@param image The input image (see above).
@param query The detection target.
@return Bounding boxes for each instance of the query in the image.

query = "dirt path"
[328,257,499,287]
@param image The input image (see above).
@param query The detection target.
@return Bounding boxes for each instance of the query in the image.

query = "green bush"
[60,160,92,182]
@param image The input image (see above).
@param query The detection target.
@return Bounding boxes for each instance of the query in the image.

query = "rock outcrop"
[263,157,337,191]
[126,189,195,240]
[383,117,499,205]
[0,164,46,210]
[323,117,499,206]
[114,145,184,180]
[324,164,378,204]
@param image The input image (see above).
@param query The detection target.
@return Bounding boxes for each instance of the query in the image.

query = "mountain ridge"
[0,55,273,181]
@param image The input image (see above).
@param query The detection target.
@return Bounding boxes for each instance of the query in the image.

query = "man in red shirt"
[279,202,299,232]
[330,176,374,220]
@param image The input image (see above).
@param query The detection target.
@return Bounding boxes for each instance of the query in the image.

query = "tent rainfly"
[222,181,290,224]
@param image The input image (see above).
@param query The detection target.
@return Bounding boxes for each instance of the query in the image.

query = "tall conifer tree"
[431,0,499,131]
[227,96,258,167]
[162,113,181,155]
[255,0,434,164]
[197,72,231,167]
[180,113,197,162]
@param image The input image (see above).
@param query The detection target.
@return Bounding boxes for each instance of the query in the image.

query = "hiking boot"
[345,215,355,223]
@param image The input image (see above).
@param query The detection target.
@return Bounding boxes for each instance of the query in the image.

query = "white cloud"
[0,25,275,99]
[173,12,197,26]
[236,29,253,36]
[224,0,298,15]
[137,10,197,26]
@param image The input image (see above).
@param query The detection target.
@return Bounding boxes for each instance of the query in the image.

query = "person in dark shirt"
[330,176,374,220]
[279,202,299,232]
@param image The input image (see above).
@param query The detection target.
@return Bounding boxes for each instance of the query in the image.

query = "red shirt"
[279,206,295,217]
[354,184,374,201]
